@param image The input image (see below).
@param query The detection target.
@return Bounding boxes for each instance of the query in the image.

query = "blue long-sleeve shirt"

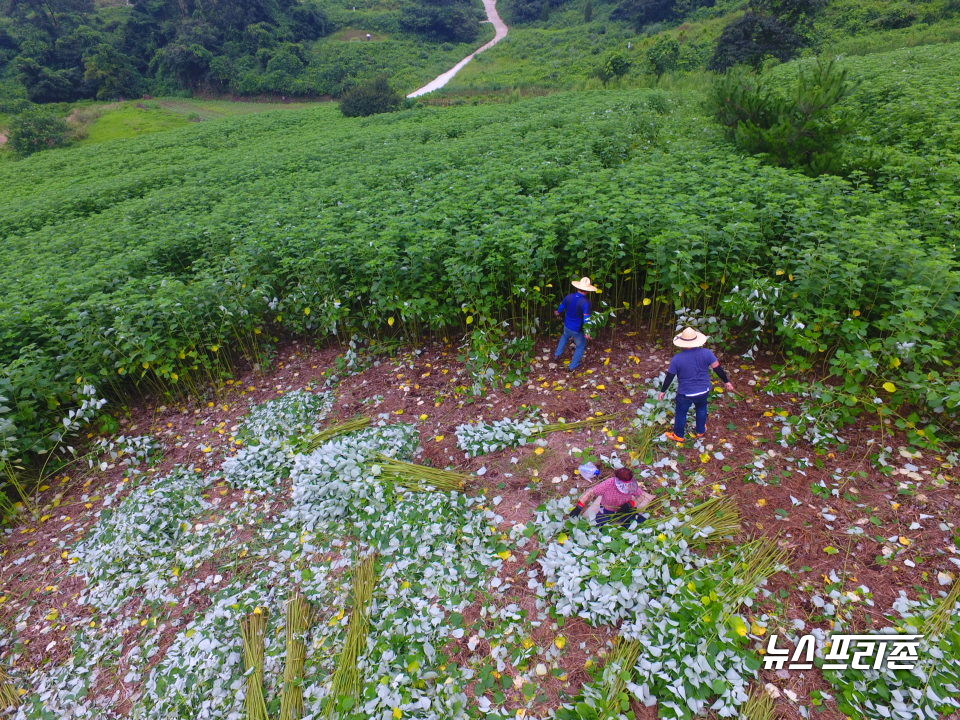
[557,292,592,332]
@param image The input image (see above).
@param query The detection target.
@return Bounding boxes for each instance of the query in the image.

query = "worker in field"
[658,327,734,443]
[554,276,598,372]
[568,466,655,526]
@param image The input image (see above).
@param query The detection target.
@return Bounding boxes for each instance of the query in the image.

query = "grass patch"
[78,103,191,144]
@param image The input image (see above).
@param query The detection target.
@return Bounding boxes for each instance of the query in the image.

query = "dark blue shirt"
[557,292,592,332]
[667,347,718,396]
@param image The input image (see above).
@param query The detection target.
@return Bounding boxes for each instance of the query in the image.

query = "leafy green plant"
[339,76,403,117]
[7,109,71,157]
[648,36,681,78]
[595,51,632,85]
[709,59,855,176]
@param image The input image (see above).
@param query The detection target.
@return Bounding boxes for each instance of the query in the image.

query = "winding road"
[407,0,509,98]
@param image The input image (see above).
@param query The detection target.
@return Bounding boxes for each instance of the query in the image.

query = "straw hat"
[572,277,599,292]
[673,327,708,348]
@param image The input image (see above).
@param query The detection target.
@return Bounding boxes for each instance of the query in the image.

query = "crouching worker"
[568,468,654,527]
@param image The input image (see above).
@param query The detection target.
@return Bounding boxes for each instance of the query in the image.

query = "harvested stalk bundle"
[682,496,742,541]
[739,685,775,720]
[601,637,642,710]
[921,578,960,638]
[301,416,372,452]
[715,540,790,622]
[239,608,270,720]
[327,553,378,718]
[280,591,316,720]
[627,424,658,464]
[644,495,741,542]
[374,456,467,492]
[534,414,618,437]
[0,666,20,710]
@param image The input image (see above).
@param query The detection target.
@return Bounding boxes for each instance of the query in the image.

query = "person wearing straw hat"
[554,276,598,372]
[568,467,654,526]
[658,327,734,443]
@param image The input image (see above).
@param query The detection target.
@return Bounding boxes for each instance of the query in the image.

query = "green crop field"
[1,42,959,461]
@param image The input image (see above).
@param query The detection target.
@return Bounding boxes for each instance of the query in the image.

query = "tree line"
[0,0,482,103]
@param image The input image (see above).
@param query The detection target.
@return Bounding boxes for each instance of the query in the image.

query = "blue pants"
[555,327,587,370]
[674,391,710,438]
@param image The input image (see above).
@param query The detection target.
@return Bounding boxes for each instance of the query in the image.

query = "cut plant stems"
[239,609,269,720]
[327,552,378,718]
[373,455,468,492]
[280,590,315,720]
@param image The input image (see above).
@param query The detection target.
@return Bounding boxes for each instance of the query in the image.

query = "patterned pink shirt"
[591,477,654,510]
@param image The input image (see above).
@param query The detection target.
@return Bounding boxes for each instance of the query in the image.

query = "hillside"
[1,11,960,720]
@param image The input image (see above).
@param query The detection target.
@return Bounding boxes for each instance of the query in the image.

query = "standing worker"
[658,327,734,443]
[554,276,598,372]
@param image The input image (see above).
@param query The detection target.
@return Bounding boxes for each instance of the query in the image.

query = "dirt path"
[407,0,509,98]
[0,133,7,147]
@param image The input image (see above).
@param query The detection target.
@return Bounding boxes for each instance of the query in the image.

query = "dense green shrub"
[647,36,681,77]
[709,59,855,175]
[7,109,71,156]
[595,50,632,83]
[711,0,826,70]
[399,0,481,43]
[339,76,403,116]
[709,11,804,70]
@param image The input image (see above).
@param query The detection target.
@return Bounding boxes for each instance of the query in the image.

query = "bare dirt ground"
[1,327,957,719]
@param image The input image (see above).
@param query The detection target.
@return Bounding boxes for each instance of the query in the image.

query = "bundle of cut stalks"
[643,495,741,543]
[922,578,960,638]
[301,416,371,452]
[280,591,316,720]
[739,685,775,720]
[239,608,270,720]
[682,496,742,541]
[715,540,790,622]
[533,414,618,437]
[626,424,659,465]
[600,636,642,711]
[0,666,20,710]
[374,456,467,492]
[327,553,378,718]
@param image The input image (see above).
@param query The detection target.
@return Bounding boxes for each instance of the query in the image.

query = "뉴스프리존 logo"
[762,633,922,671]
